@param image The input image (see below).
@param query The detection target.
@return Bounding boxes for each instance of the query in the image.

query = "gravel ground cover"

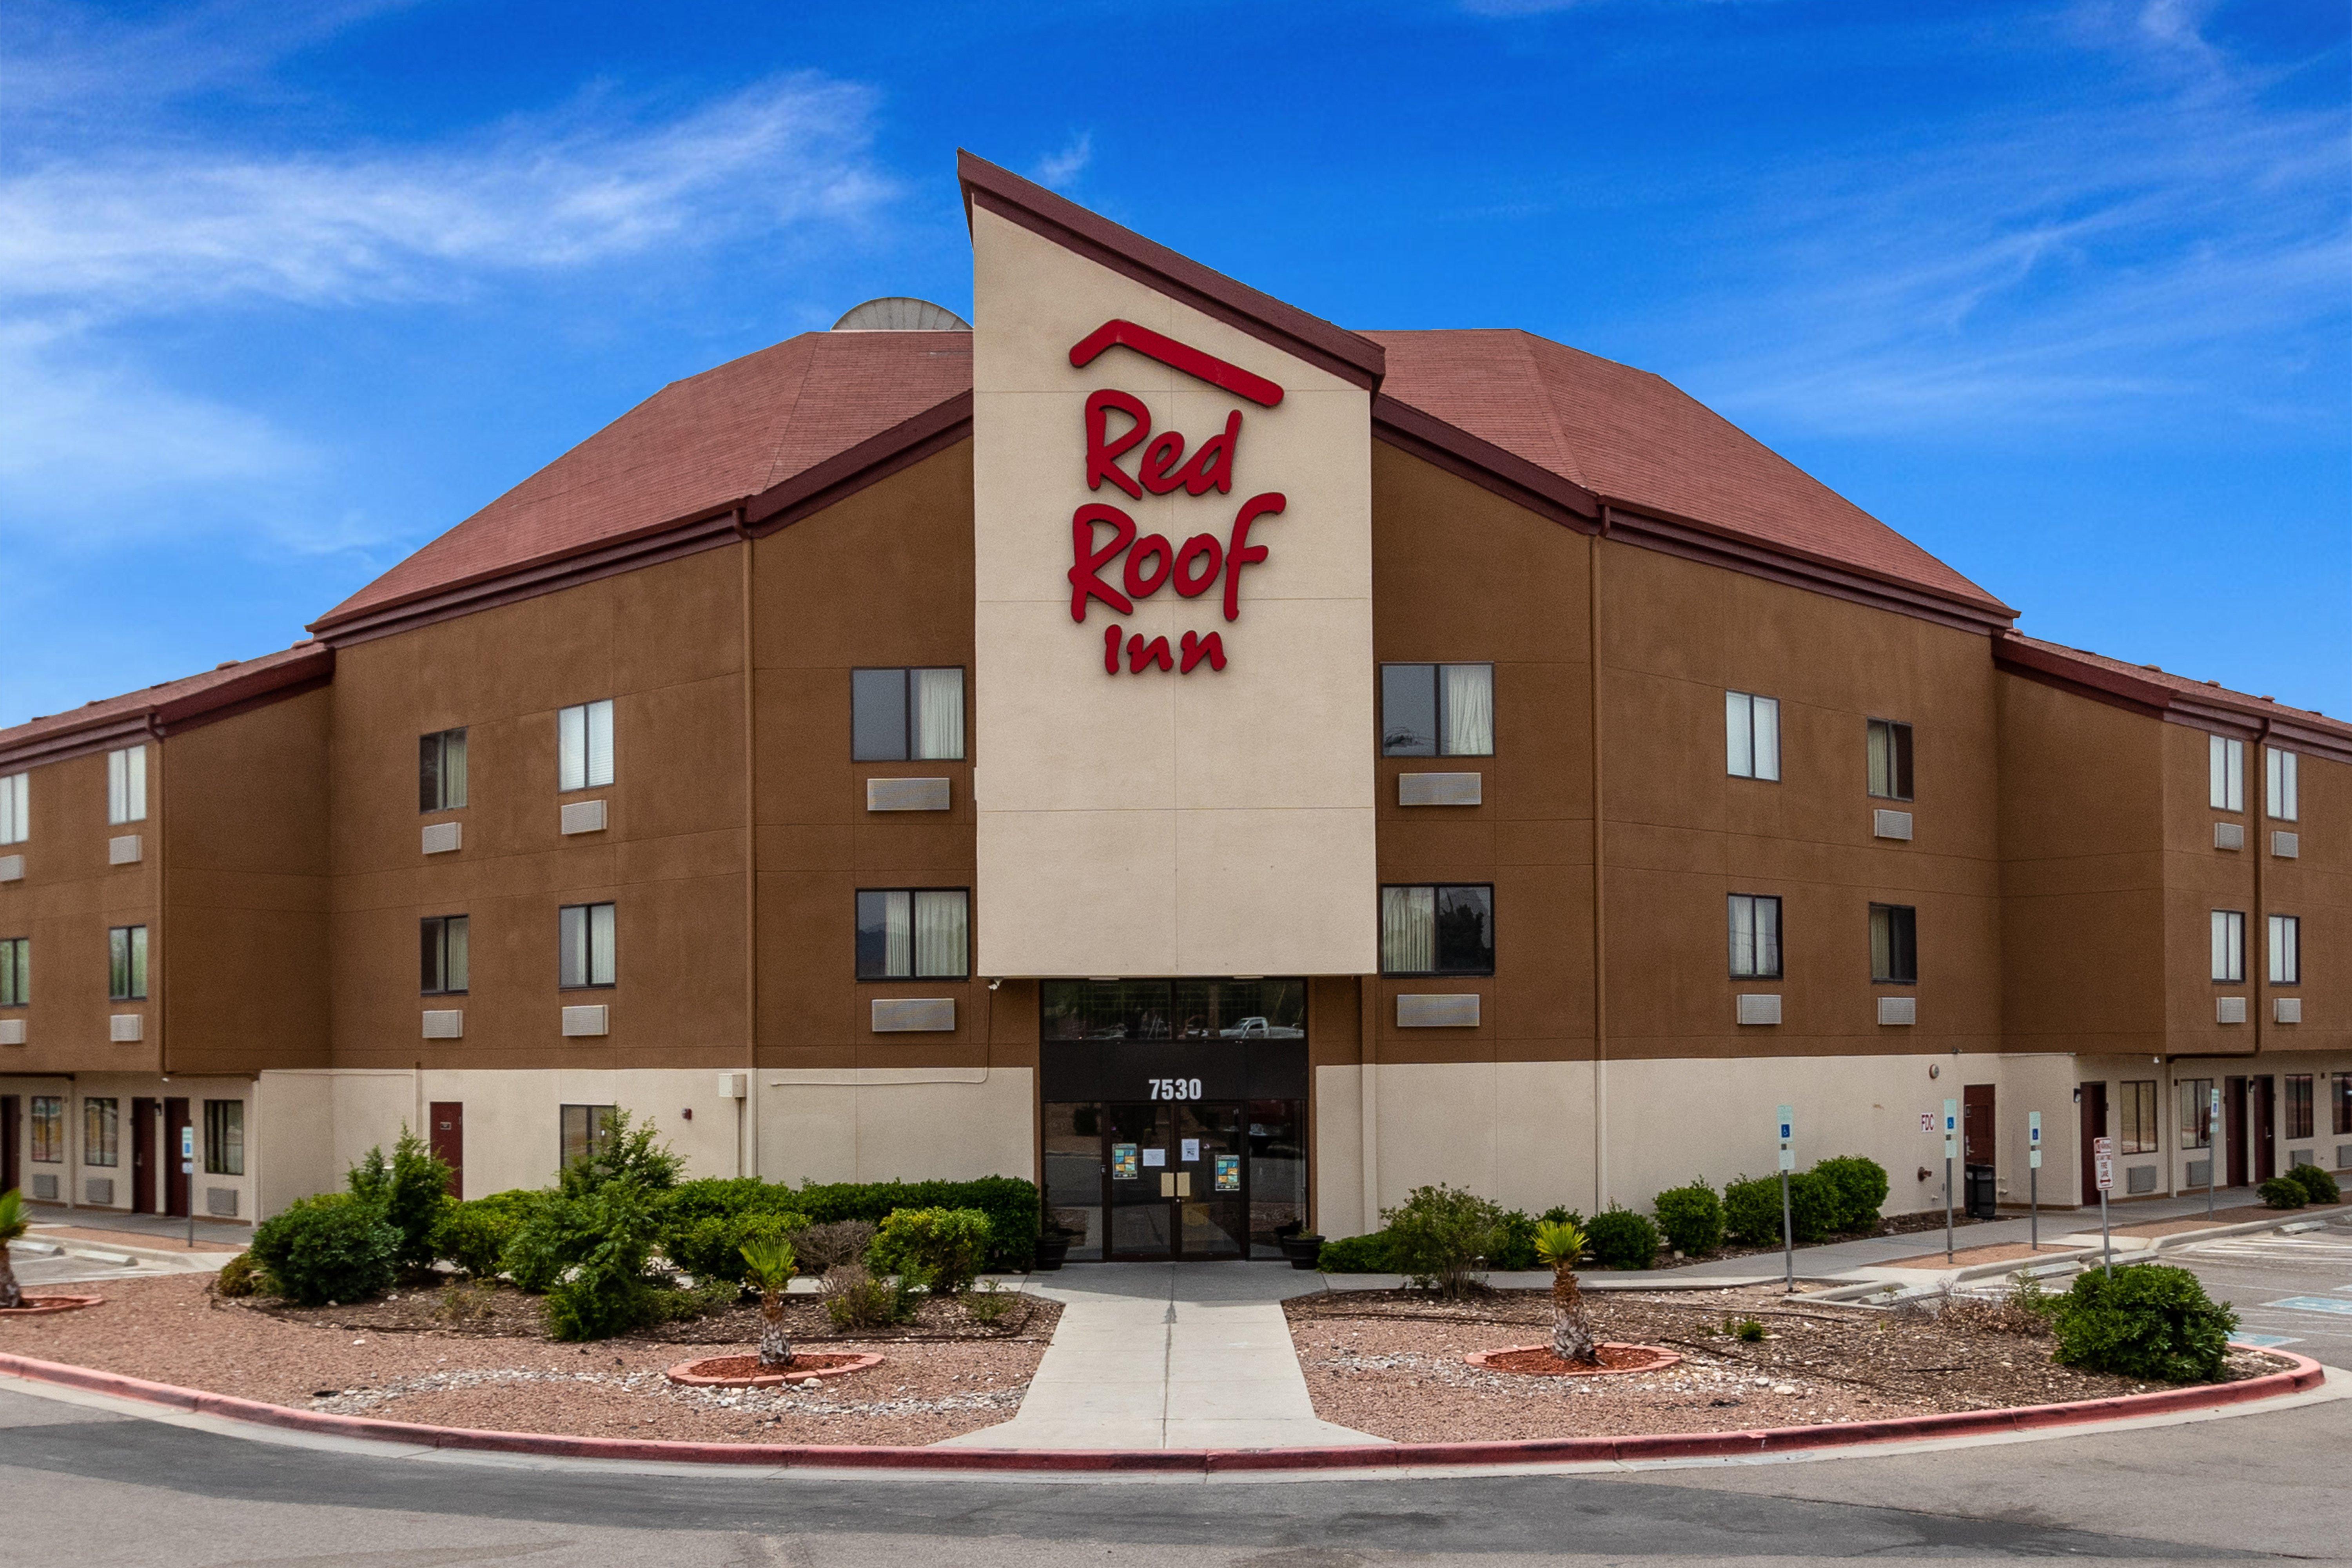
[2,1274,1060,1447]
[1284,1287,2287,1445]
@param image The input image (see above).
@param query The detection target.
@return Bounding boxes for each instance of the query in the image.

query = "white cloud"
[1031,132,1093,191]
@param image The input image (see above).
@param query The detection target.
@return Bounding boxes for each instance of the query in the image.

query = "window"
[560,1104,616,1170]
[1866,719,1914,800]
[2268,914,2299,985]
[2210,911,2243,983]
[855,889,971,979]
[2208,735,2243,813]
[107,744,147,824]
[1726,691,1781,781]
[852,668,965,761]
[2335,1073,2352,1138]
[109,924,148,1000]
[421,915,470,995]
[0,770,25,844]
[2118,1080,2159,1155]
[83,1098,119,1167]
[419,728,468,813]
[204,1100,245,1176]
[30,1096,64,1162]
[1729,894,1782,978]
[1380,663,1494,756]
[558,902,615,989]
[2266,748,2298,821]
[558,699,615,791]
[2178,1078,2214,1151]
[0,936,25,1007]
[2285,1074,2314,1141]
[1869,903,1918,984]
[1380,884,1495,976]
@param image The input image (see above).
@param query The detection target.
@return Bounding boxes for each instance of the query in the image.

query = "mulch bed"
[2,1274,1060,1447]
[1285,1287,2287,1445]
[1472,1343,1677,1377]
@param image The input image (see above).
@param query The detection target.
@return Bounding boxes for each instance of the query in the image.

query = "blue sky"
[3,0,2345,728]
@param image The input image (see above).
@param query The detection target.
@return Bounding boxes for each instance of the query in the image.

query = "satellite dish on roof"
[832,297,971,332]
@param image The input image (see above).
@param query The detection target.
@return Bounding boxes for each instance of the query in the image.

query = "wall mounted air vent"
[867,778,951,812]
[1396,993,1480,1028]
[561,1004,608,1037]
[207,1187,240,1217]
[421,1009,464,1039]
[1872,809,1914,842]
[2125,1165,2158,1195]
[109,1013,143,1042]
[560,799,608,835]
[872,998,956,1032]
[1877,995,1916,1026]
[1736,993,1782,1026]
[31,1173,58,1201]
[2271,831,2299,858]
[0,1020,23,1046]
[2185,1160,2211,1188]
[2273,997,2301,1025]
[1399,773,1483,807]
[85,1178,114,1205]
[0,853,21,882]
[2213,822,2244,851]
[2216,996,2247,1025]
[108,834,142,865]
[421,820,462,855]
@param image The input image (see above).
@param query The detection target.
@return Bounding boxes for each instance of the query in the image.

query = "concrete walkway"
[939,1263,1384,1450]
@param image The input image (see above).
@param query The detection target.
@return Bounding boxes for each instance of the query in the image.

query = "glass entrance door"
[1105,1102,1173,1258]
[1099,1101,1249,1260]
[1174,1102,1245,1258]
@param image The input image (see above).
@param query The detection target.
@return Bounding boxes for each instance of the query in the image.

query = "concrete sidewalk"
[938,1263,1384,1450]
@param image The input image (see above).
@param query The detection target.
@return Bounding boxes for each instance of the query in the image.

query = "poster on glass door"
[1213,1154,1240,1192]
[1112,1144,1139,1180]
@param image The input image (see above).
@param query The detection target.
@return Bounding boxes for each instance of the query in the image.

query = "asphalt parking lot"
[2169,1214,2352,1369]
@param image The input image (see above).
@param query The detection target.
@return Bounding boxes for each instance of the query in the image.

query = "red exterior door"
[1,1095,18,1198]
[163,1096,191,1218]
[1963,1084,1995,1167]
[2252,1077,2277,1183]
[2077,1083,2106,1206]
[130,1097,158,1213]
[429,1102,464,1200]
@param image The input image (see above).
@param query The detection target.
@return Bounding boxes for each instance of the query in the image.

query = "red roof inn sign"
[1063,319,1287,676]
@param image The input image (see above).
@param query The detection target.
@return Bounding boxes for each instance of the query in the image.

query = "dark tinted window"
[1870,903,1917,984]
[1380,664,1437,755]
[1041,978,1306,1040]
[1433,885,1494,973]
[852,668,909,761]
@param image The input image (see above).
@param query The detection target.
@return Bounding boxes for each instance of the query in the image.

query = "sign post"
[2028,1111,2042,1252]
[2207,1083,2221,1218]
[180,1123,196,1249]
[2093,1134,2116,1276]
[1776,1104,1795,1294]
[1942,1098,1959,1262]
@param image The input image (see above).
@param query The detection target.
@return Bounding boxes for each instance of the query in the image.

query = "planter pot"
[1032,1235,1072,1272]
[1280,1235,1326,1270]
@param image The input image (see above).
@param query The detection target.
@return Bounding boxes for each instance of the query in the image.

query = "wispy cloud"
[1031,131,1093,191]
[1679,2,2350,437]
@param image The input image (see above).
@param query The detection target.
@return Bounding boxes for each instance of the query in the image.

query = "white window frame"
[2266,748,2298,822]
[559,700,615,792]
[2269,914,2299,986]
[107,745,147,825]
[1726,691,1780,782]
[2210,909,2244,983]
[2208,735,2243,813]
[0,771,26,844]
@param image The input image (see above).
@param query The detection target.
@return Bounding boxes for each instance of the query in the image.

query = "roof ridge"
[1514,329,1591,492]
[754,332,823,494]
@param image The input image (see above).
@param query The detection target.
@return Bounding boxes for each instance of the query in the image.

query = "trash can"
[1965,1163,1998,1221]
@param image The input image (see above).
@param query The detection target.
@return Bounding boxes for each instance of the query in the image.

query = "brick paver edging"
[0,1347,2322,1474]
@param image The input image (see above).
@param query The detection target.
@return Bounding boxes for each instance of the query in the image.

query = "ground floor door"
[2078,1081,2106,1204]
[1045,1096,1307,1261]
[131,1096,158,1213]
[163,1096,191,1218]
[0,1096,17,1198]
[1963,1083,1995,1167]
[430,1102,465,1200]
[2225,1078,2248,1187]
[2251,1076,2277,1184]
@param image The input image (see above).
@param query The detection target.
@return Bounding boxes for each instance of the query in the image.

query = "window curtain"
[881,890,913,977]
[1443,664,1493,756]
[443,731,467,808]
[914,889,968,977]
[914,669,964,760]
[1751,697,1780,781]
[85,1099,118,1167]
[559,706,586,791]
[109,746,147,824]
[445,916,470,992]
[2210,911,2239,981]
[588,903,615,985]
[1726,693,1752,777]
[1381,885,1435,974]
[1755,897,1779,975]
[0,771,26,844]
[586,700,615,787]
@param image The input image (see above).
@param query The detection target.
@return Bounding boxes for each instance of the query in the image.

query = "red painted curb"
[0,1345,2322,1474]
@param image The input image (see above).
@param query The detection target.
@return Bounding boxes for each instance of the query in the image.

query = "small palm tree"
[739,1235,799,1370]
[1534,1218,1596,1366]
[0,1188,28,1310]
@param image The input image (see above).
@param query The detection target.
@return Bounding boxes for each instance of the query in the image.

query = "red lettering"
[1104,624,1123,674]
[1175,410,1241,495]
[1084,390,1150,500]
[1137,430,1188,495]
[1180,630,1227,672]
[1127,633,1173,673]
[1222,492,1285,622]
[1069,504,1137,622]
[1172,533,1223,597]
[1123,533,1174,599]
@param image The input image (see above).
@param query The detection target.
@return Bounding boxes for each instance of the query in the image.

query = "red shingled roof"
[1999,633,2350,742]
[0,641,332,768]
[1367,329,2008,615]
[310,330,975,631]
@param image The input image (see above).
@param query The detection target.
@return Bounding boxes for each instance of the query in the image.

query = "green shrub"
[1383,1183,1504,1296]
[1722,1175,1784,1245]
[1652,1179,1724,1256]
[963,1280,1024,1327]
[1786,1169,1838,1243]
[1585,1205,1660,1270]
[791,1177,1041,1272]
[793,1219,878,1272]
[1488,1209,1541,1270]
[2286,1164,2340,1206]
[2052,1263,2237,1383]
[1812,1155,1891,1233]
[212,1251,262,1298]
[867,1207,993,1296]
[1733,1317,1766,1342]
[822,1263,916,1330]
[2259,1176,2308,1210]
[557,1109,684,1198]
[345,1130,453,1275]
[505,1183,666,1338]
[249,1193,399,1307]
[433,1196,531,1278]
[1539,1205,1585,1230]
[1316,1232,1395,1272]
[643,1277,742,1324]
[667,1209,810,1285]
